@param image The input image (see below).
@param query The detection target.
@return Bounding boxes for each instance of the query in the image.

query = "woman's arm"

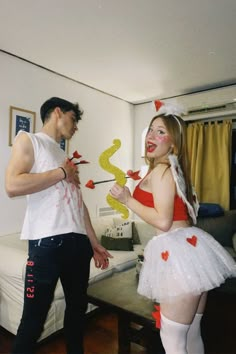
[110,165,176,231]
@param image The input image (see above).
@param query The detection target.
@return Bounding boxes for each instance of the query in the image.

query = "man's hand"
[92,243,113,270]
[61,158,80,188]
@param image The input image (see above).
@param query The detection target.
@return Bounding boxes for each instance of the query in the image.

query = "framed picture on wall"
[60,138,69,154]
[9,106,36,146]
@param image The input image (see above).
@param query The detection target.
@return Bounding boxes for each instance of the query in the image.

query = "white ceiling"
[0,0,236,104]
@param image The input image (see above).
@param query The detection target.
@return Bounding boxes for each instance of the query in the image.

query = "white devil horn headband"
[153,100,186,133]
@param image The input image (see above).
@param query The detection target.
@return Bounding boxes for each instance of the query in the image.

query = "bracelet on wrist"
[59,167,67,180]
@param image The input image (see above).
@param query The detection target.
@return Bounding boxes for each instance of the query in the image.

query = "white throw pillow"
[105,221,132,239]
[104,227,117,238]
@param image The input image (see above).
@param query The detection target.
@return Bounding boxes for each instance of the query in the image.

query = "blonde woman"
[110,102,236,354]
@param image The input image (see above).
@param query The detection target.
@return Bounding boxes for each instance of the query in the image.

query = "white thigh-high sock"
[160,313,190,354]
[186,313,204,354]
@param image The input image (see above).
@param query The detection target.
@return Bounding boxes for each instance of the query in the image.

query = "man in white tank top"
[5,97,112,354]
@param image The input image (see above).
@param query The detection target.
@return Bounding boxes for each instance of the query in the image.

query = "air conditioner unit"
[97,206,120,217]
[184,102,236,121]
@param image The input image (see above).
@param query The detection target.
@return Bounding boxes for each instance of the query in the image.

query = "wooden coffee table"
[87,268,164,354]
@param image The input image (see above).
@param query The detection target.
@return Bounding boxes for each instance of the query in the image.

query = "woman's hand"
[109,183,131,205]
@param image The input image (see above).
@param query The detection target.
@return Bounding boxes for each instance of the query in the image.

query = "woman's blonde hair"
[145,114,194,216]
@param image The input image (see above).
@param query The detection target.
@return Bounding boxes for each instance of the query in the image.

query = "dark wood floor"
[0,310,146,354]
[0,288,235,354]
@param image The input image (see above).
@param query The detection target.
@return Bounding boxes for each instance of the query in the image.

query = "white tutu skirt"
[137,227,236,303]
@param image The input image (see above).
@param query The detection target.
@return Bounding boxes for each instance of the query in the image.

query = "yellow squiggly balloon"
[99,139,129,219]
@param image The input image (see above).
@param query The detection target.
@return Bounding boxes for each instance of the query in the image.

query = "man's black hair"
[40,97,83,123]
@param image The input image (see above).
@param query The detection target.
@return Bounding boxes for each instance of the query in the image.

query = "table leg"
[117,312,131,354]
[146,329,164,354]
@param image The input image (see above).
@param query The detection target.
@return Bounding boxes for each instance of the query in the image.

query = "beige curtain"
[187,120,232,210]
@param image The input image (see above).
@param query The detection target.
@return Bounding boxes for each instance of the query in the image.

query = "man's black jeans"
[12,233,93,354]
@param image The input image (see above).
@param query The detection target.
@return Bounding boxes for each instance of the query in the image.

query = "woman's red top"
[133,184,188,221]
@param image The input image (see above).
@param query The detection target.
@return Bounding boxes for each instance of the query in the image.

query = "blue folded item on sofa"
[198,203,224,217]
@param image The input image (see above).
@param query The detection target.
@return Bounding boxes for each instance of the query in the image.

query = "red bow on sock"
[152,304,161,329]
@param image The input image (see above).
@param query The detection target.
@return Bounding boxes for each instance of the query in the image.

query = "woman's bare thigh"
[160,292,207,324]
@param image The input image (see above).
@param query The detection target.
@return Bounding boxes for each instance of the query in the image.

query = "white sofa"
[0,216,147,340]
[1,211,235,341]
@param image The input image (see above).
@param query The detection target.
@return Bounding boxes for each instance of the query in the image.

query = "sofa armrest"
[233,232,236,253]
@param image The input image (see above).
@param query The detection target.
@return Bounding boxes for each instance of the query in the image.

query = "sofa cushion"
[89,249,137,283]
[108,250,137,272]
[89,260,114,285]
[196,211,236,247]
[0,233,26,251]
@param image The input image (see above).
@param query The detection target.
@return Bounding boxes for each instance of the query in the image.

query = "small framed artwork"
[9,106,36,146]
[60,138,69,154]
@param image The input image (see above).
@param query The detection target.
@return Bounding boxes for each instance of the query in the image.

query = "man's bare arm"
[5,132,68,197]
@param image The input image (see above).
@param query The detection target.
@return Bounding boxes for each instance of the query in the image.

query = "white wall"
[1,51,235,236]
[133,86,236,171]
[0,52,134,236]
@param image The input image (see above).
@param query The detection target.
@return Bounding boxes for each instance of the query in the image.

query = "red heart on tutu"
[161,251,169,261]
[186,235,197,247]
